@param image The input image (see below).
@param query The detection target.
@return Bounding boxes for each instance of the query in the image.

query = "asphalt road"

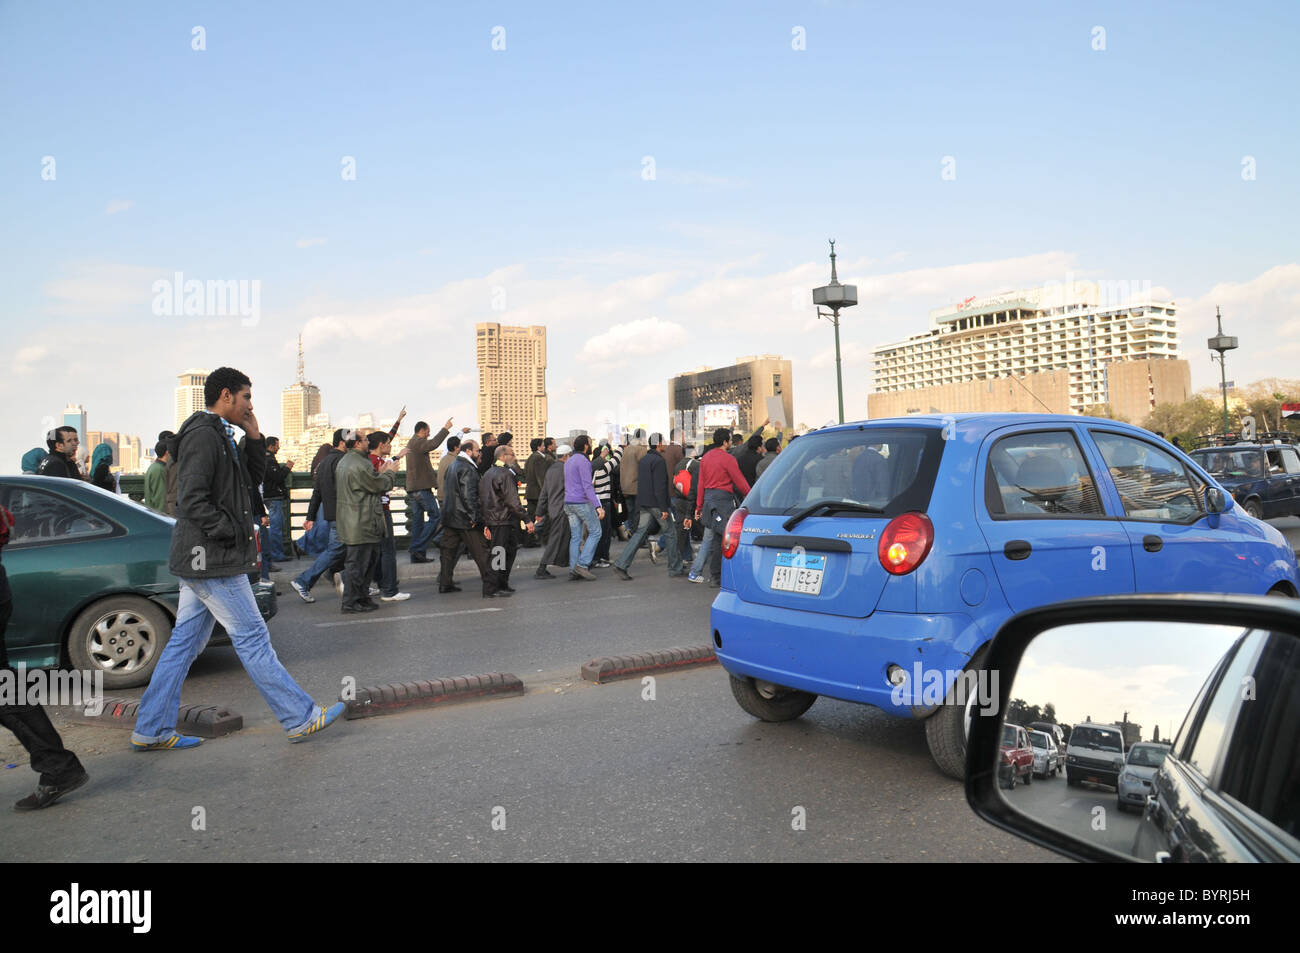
[0,551,1055,862]
[1002,771,1141,858]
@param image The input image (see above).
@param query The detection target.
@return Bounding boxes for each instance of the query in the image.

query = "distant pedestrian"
[437,434,463,507]
[37,427,80,479]
[689,427,751,586]
[477,433,498,476]
[737,433,765,485]
[261,437,293,563]
[480,444,535,596]
[144,441,169,513]
[291,430,350,603]
[404,418,458,564]
[1,504,90,809]
[564,435,603,581]
[131,366,345,749]
[363,430,410,603]
[159,430,180,516]
[439,440,494,594]
[534,445,572,578]
[590,440,623,567]
[755,436,781,479]
[20,448,46,474]
[613,433,680,580]
[669,450,699,564]
[523,438,550,526]
[619,429,648,538]
[89,443,117,493]
[335,431,400,612]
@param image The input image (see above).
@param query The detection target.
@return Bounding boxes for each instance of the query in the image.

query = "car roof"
[818,413,1158,440]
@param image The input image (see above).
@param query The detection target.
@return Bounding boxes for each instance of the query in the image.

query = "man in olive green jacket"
[335,441,399,612]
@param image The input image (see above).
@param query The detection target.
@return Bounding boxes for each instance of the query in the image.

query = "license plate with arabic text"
[770,552,826,595]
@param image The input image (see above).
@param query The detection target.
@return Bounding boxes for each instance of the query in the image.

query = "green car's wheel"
[67,596,171,690]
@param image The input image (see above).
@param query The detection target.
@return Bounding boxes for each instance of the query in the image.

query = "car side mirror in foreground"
[1205,486,1228,514]
[965,594,1300,863]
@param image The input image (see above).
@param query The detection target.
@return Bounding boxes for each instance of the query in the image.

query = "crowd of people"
[3,366,791,808]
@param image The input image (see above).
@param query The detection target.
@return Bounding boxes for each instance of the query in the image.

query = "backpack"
[672,458,696,499]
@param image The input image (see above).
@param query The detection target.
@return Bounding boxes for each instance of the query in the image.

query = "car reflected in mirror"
[966,595,1300,863]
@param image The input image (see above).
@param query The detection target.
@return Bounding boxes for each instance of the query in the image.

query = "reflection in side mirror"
[967,600,1300,863]
[1205,486,1228,514]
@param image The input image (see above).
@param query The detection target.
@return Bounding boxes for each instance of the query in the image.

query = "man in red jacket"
[687,428,751,586]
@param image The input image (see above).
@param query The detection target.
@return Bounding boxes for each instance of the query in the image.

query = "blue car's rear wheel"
[728,674,818,722]
[924,646,990,781]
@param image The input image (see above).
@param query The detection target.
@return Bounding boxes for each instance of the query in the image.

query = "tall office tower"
[869,282,1189,422]
[175,369,210,430]
[669,355,794,442]
[62,403,88,439]
[281,333,322,444]
[475,324,548,444]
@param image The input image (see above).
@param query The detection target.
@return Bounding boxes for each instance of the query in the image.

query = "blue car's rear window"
[745,427,945,517]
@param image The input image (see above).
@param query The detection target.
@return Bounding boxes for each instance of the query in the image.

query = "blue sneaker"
[288,702,345,743]
[131,732,203,752]
[687,572,704,584]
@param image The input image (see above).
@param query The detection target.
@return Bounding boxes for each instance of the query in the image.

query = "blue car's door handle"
[1003,540,1031,561]
[1143,535,1163,552]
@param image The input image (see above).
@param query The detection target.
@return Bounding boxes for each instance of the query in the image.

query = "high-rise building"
[669,355,793,442]
[62,403,87,439]
[175,369,209,430]
[281,334,322,444]
[475,323,548,444]
[868,282,1188,422]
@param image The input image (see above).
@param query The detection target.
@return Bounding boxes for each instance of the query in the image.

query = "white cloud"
[579,317,688,362]
[1177,264,1300,390]
[105,199,133,215]
[42,261,165,317]
[437,373,470,390]
[12,346,48,375]
[296,237,328,248]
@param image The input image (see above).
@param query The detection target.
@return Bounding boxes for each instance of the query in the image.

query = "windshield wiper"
[783,499,885,531]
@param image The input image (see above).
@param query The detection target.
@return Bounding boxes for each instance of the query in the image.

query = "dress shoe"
[341,603,379,613]
[13,771,89,811]
[409,554,430,564]
[484,590,513,598]
[534,567,554,579]
[439,585,463,593]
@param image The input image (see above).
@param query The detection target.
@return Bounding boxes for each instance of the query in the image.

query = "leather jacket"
[480,466,527,526]
[442,456,482,530]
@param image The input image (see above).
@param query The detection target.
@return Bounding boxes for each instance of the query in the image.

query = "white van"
[1065,723,1126,789]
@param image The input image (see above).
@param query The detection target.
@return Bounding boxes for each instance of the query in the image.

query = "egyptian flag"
[1283,403,1300,420]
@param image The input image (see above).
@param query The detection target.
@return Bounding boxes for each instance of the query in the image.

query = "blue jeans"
[296,518,328,555]
[407,489,440,557]
[564,503,602,570]
[266,498,287,560]
[131,575,316,739]
[689,490,735,578]
[616,505,679,572]
[294,521,345,592]
[367,510,398,596]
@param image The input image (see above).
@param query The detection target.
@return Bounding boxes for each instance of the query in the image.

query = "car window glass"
[1193,449,1265,479]
[1001,724,1016,745]
[0,485,113,544]
[1185,631,1264,781]
[1217,632,1300,839]
[1070,726,1123,752]
[1266,449,1284,473]
[747,427,943,517]
[984,431,1102,517]
[1282,447,1300,475]
[1091,432,1205,522]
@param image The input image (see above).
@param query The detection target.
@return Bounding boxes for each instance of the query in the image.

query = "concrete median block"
[344,673,524,719]
[69,696,243,738]
[580,645,717,683]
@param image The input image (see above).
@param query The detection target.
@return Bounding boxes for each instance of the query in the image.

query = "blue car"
[710,414,1300,778]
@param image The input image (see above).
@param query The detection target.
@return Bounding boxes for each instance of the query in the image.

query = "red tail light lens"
[878,512,934,575]
[722,507,748,559]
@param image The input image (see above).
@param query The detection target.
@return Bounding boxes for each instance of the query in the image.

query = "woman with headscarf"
[20,448,47,474]
[90,443,117,493]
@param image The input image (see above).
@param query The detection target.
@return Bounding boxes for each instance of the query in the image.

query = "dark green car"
[0,475,275,689]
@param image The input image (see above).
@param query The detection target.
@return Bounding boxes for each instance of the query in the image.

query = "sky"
[2,0,1298,462]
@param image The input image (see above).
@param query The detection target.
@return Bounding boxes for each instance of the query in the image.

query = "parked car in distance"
[1028,720,1066,763]
[1117,742,1169,811]
[999,723,1035,789]
[0,475,274,689]
[710,413,1300,780]
[1188,438,1300,519]
[1066,722,1126,789]
[1028,728,1060,778]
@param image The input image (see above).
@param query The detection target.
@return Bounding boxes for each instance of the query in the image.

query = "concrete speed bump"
[581,646,717,684]
[69,697,243,738]
[343,673,524,719]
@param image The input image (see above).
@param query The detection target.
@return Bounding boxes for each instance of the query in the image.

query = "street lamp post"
[812,240,858,424]
[1207,306,1238,434]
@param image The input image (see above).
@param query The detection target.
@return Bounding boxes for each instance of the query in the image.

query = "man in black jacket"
[613,433,679,580]
[36,427,81,479]
[261,436,293,563]
[534,445,571,578]
[438,440,494,595]
[291,430,349,603]
[480,445,535,596]
[130,367,344,749]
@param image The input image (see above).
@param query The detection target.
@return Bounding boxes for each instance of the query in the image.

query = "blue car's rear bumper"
[710,591,990,719]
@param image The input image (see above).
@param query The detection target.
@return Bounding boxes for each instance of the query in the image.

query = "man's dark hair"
[747,434,763,452]
[158,430,174,441]
[367,431,389,451]
[266,436,279,450]
[764,437,780,453]
[482,432,495,445]
[204,366,252,407]
[154,441,168,458]
[332,428,346,446]
[414,420,429,435]
[499,432,512,446]
[544,436,555,450]
[712,427,730,448]
[447,435,461,452]
[47,425,77,452]
[731,433,744,446]
[530,437,543,452]
[573,434,592,455]
[344,430,361,449]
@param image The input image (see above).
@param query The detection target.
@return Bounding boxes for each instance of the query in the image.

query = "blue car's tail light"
[878,512,934,575]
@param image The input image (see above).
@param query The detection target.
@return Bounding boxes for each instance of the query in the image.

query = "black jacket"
[635,448,670,512]
[262,454,292,501]
[306,448,345,523]
[738,448,762,485]
[169,411,264,579]
[443,456,482,530]
[523,451,551,502]
[480,466,527,526]
[36,453,79,480]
